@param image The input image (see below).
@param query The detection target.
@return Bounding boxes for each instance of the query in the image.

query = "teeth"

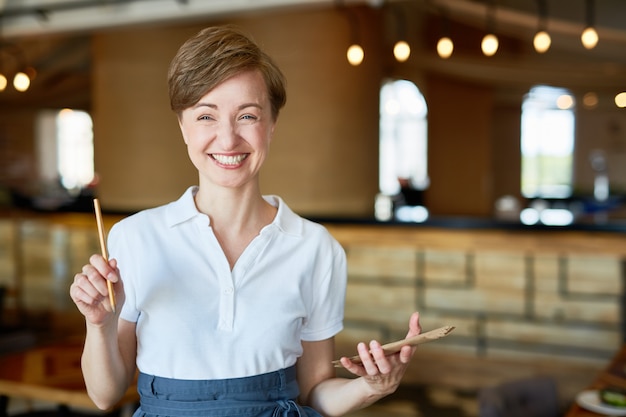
[212,154,247,165]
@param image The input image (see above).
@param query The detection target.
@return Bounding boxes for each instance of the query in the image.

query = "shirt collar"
[165,186,202,227]
[164,186,303,236]
[263,195,303,237]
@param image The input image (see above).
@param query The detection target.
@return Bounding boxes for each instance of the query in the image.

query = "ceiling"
[0,0,625,38]
[0,0,625,108]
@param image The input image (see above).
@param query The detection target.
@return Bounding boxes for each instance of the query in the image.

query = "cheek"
[180,125,204,148]
[179,124,190,145]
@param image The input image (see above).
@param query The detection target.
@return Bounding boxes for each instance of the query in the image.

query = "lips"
[211,154,248,165]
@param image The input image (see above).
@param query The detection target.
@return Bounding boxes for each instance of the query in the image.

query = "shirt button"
[224,287,234,294]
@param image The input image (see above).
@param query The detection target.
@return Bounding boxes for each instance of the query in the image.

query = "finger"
[89,254,120,283]
[70,281,104,306]
[81,265,111,297]
[369,340,392,374]
[107,258,120,283]
[406,311,421,338]
[399,344,414,364]
[357,342,379,376]
[73,272,104,299]
[339,357,366,377]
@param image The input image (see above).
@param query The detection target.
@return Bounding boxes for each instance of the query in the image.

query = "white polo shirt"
[110,186,346,380]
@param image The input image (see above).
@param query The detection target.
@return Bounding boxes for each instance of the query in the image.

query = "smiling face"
[179,70,276,191]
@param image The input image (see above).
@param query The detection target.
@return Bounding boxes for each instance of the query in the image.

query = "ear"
[178,115,188,145]
[268,120,277,143]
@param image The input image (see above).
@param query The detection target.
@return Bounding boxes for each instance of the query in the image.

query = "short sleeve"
[108,220,140,323]
[300,234,347,342]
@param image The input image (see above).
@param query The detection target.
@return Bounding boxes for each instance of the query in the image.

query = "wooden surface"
[325,224,626,256]
[325,222,624,405]
[565,344,626,416]
[0,339,137,412]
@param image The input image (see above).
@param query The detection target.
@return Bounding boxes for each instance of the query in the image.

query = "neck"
[194,183,274,231]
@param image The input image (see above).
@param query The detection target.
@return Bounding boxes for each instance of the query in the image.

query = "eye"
[240,114,257,121]
[198,114,215,121]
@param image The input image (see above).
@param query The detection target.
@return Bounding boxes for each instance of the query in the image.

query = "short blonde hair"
[168,26,287,119]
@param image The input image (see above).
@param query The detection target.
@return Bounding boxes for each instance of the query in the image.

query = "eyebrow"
[193,102,263,111]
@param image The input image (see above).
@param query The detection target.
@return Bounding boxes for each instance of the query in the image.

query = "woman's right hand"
[70,254,124,326]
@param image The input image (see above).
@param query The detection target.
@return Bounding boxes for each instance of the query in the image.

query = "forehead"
[202,70,269,102]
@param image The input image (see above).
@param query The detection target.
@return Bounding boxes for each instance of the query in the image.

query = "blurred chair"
[478,376,561,417]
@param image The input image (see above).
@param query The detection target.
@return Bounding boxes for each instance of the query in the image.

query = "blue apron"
[133,366,323,417]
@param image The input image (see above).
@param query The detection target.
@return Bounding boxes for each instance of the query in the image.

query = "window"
[37,109,94,193]
[521,85,575,199]
[379,79,428,195]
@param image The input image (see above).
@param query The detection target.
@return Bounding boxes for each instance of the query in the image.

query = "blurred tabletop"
[565,344,626,416]
[0,338,138,416]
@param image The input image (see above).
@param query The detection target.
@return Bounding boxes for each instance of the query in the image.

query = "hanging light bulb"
[0,48,6,92]
[0,43,36,92]
[393,40,410,62]
[615,92,626,108]
[338,2,364,66]
[436,10,454,59]
[13,71,30,92]
[581,0,598,49]
[533,30,551,53]
[582,92,599,109]
[481,0,498,57]
[481,33,499,56]
[391,6,410,63]
[533,0,551,53]
[437,36,454,59]
[581,26,598,49]
[347,44,364,66]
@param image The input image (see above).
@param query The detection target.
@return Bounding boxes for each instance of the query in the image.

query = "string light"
[481,0,498,57]
[436,10,454,59]
[13,71,30,92]
[581,0,598,49]
[437,37,454,59]
[393,40,410,62]
[481,33,499,56]
[556,94,575,110]
[347,44,364,66]
[0,43,35,93]
[582,92,599,109]
[533,0,551,53]
[533,31,551,53]
[581,26,598,49]
[391,6,410,63]
[337,1,365,66]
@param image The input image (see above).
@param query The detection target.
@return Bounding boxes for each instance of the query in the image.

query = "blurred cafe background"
[0,0,625,416]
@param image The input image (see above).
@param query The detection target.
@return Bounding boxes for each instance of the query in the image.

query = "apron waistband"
[135,366,317,417]
[138,397,307,417]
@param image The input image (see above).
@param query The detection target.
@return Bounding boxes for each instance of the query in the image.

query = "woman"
[69,25,421,417]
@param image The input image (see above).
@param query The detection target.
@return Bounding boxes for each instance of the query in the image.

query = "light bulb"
[481,33,499,56]
[347,44,364,66]
[615,92,626,108]
[533,30,551,53]
[13,72,30,92]
[436,37,454,59]
[583,92,599,109]
[556,94,574,110]
[581,26,598,49]
[0,74,7,92]
[393,40,410,62]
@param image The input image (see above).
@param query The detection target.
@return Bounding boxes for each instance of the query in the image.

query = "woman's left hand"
[339,311,421,396]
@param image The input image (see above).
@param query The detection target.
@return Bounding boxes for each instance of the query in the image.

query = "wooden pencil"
[93,198,116,313]
[332,325,455,367]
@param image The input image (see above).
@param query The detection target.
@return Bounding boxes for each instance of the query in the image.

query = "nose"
[216,120,239,150]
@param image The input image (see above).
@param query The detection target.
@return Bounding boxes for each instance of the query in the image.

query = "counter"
[1,209,624,403]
